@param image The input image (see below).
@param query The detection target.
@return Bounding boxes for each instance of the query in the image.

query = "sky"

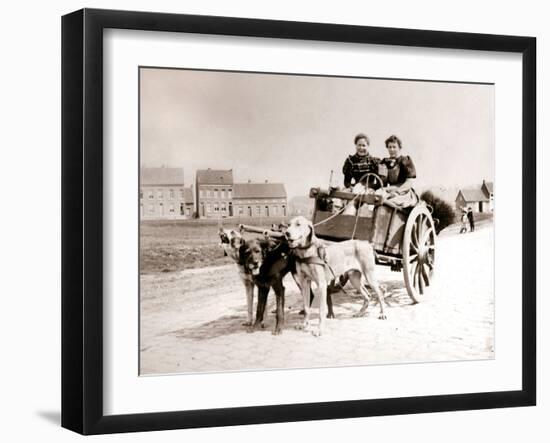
[140,67,494,199]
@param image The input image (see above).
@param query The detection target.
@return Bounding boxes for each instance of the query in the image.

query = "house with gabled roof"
[195,169,234,218]
[455,179,494,213]
[195,168,288,218]
[140,167,193,219]
[232,181,287,218]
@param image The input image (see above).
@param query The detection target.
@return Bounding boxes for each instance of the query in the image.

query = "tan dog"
[285,216,386,336]
[219,228,256,326]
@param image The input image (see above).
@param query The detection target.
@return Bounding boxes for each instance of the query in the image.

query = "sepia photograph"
[138,67,495,376]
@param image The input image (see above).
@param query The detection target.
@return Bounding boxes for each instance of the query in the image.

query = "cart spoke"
[415,262,422,290]
[421,264,430,287]
[408,253,418,263]
[419,226,434,248]
[411,225,419,247]
[418,266,425,294]
[421,217,431,246]
[411,261,418,287]
[416,215,423,242]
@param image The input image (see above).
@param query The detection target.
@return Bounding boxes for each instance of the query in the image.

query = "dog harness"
[293,245,361,298]
[293,244,338,280]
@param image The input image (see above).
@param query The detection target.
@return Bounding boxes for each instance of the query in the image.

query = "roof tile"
[233,183,286,199]
[141,167,185,185]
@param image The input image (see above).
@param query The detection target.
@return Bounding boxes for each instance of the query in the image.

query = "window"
[214,203,219,212]
[148,205,154,214]
[282,205,286,217]
[157,189,163,199]
[228,189,232,199]
[206,190,211,198]
[148,191,154,199]
[169,189,175,200]
[238,206,243,215]
[199,189,204,198]
[221,202,226,212]
[180,203,184,215]
[272,206,278,216]
[256,206,261,216]
[169,204,175,213]
[213,189,218,198]
[221,189,226,199]
[206,204,211,213]
[179,189,184,199]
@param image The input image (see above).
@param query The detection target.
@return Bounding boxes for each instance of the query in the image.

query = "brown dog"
[238,236,333,335]
[219,228,257,326]
[285,216,386,336]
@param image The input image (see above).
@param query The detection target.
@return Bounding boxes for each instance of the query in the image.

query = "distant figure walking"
[467,207,475,232]
[460,210,468,234]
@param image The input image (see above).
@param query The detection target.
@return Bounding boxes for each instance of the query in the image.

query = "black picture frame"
[61,8,536,435]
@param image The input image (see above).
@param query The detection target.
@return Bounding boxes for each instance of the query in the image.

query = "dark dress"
[342,153,380,189]
[380,155,417,186]
[377,155,418,208]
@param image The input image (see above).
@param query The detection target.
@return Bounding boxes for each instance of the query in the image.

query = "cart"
[307,174,436,303]
[239,173,436,304]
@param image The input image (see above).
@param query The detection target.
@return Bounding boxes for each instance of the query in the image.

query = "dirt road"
[140,224,494,374]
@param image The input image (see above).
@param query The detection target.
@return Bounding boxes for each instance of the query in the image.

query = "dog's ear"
[305,225,312,244]
[306,220,316,245]
[218,228,228,243]
[238,243,248,266]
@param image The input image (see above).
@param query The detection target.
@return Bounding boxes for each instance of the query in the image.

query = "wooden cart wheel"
[402,203,436,303]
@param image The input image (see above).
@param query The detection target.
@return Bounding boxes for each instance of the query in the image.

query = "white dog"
[285,216,386,336]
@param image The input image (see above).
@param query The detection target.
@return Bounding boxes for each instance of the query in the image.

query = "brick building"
[195,168,287,218]
[232,182,287,218]
[140,167,194,219]
[195,169,234,218]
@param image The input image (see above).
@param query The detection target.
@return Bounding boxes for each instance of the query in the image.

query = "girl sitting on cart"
[340,133,380,216]
[342,133,381,191]
[376,135,419,209]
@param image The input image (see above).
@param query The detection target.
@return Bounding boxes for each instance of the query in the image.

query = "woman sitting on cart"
[340,133,381,215]
[342,133,381,192]
[376,135,419,209]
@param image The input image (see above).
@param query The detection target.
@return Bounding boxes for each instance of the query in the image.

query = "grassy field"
[140,212,494,274]
[140,218,290,274]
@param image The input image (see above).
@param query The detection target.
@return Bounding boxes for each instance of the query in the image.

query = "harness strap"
[293,244,367,299]
[294,246,338,282]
